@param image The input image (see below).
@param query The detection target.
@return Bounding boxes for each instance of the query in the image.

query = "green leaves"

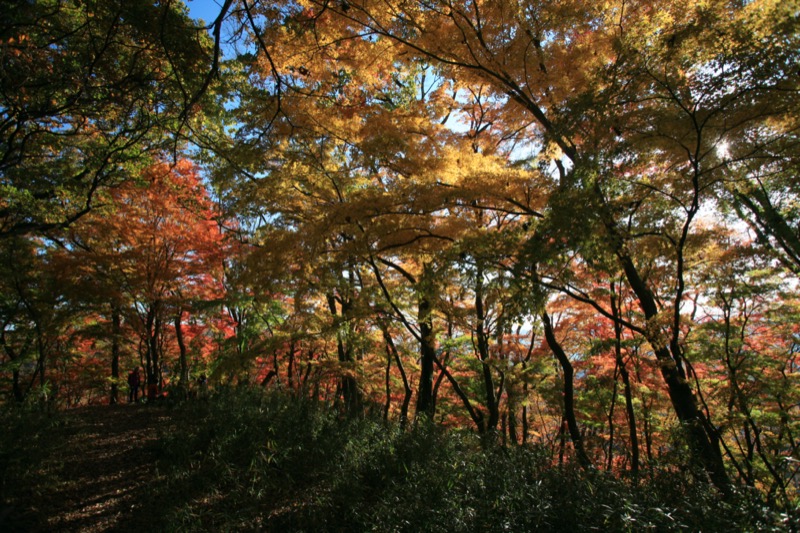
[0,0,214,237]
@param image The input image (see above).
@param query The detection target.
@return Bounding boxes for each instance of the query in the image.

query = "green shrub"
[151,388,787,532]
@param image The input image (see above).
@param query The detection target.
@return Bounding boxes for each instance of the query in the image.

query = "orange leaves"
[72,158,225,306]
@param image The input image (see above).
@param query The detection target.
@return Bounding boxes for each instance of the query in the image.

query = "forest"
[1,0,799,528]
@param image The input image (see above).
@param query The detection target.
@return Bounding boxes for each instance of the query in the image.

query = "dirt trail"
[6,404,173,532]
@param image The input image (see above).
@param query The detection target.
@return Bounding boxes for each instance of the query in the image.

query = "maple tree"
[283,0,798,489]
[64,159,224,400]
[0,236,63,403]
[190,0,796,485]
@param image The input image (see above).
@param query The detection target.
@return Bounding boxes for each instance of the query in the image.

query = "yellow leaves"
[540,141,564,162]
[742,0,800,35]
[644,309,673,354]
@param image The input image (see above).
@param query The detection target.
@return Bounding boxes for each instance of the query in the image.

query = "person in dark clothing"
[197,373,208,398]
[127,368,141,403]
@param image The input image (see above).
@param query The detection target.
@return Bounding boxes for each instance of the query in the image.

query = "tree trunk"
[432,350,485,432]
[110,304,121,405]
[620,361,639,475]
[287,338,295,393]
[601,203,728,488]
[610,283,639,475]
[431,363,446,416]
[521,392,529,445]
[174,308,188,398]
[432,317,455,416]
[384,340,392,422]
[475,265,499,431]
[542,310,591,468]
[416,294,436,419]
[508,389,518,445]
[607,357,619,472]
[620,250,727,487]
[145,301,161,400]
[12,368,24,403]
[380,321,412,427]
[327,293,360,411]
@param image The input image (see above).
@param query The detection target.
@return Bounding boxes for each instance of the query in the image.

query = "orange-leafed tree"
[188,0,800,500]
[69,159,224,400]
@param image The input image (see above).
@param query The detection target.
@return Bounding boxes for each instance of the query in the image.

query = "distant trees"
[0,159,226,405]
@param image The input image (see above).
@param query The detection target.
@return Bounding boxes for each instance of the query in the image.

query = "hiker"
[197,373,208,398]
[127,368,141,403]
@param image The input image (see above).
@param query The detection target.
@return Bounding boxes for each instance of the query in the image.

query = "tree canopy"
[1,0,799,516]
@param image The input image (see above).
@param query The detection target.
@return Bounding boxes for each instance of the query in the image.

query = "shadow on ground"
[2,404,173,533]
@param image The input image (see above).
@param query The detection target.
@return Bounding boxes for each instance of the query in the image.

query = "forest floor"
[3,403,173,532]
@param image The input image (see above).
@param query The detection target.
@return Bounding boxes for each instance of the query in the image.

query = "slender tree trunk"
[301,354,314,391]
[542,310,591,468]
[287,339,295,393]
[521,333,534,445]
[267,349,280,389]
[610,283,639,475]
[110,304,121,405]
[327,293,360,411]
[521,393,529,445]
[174,308,188,397]
[643,406,654,464]
[368,257,436,420]
[416,294,436,419]
[741,421,756,484]
[380,321,411,427]
[145,301,161,399]
[432,317,455,416]
[607,358,619,472]
[432,351,485,432]
[620,361,639,475]
[384,339,392,422]
[475,265,499,431]
[12,369,24,402]
[260,370,277,387]
[508,389,518,445]
[632,356,654,463]
[431,363,446,416]
[601,204,728,488]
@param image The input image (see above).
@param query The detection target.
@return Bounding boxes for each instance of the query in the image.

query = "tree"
[291,0,800,489]
[0,0,213,238]
[0,237,65,403]
[690,241,800,506]
[68,159,223,399]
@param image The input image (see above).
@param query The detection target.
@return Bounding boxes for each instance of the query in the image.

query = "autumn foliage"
[1,0,800,519]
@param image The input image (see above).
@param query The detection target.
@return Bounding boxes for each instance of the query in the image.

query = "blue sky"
[186,0,225,26]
